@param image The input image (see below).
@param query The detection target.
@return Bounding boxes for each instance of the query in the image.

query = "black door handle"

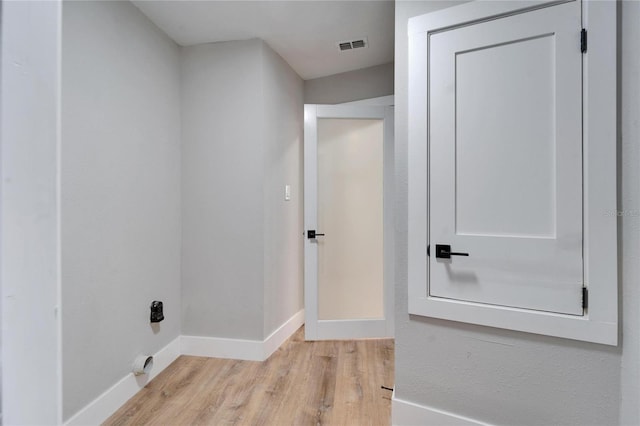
[307,230,325,239]
[433,244,469,259]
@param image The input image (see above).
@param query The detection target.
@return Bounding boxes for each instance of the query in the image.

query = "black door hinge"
[581,29,587,53]
[582,287,589,309]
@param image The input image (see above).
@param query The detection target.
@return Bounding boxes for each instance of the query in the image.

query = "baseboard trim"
[64,336,181,426]
[65,310,304,424]
[392,390,489,426]
[181,309,305,361]
[263,309,305,359]
[180,334,264,361]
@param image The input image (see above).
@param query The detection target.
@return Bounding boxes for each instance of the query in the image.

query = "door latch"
[307,230,325,239]
[433,244,469,259]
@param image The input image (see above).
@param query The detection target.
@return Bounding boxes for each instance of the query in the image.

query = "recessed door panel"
[317,118,384,320]
[429,1,584,315]
[455,35,556,238]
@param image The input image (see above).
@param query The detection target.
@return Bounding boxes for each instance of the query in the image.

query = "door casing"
[407,0,618,345]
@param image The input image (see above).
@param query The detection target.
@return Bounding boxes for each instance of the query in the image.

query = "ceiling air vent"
[337,37,368,52]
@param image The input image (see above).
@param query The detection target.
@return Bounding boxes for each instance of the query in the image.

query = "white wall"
[304,62,394,105]
[261,43,305,337]
[1,1,62,424]
[394,1,640,424]
[181,39,304,341]
[61,1,182,420]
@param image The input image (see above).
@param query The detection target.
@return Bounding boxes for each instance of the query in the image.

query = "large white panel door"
[429,1,584,314]
[304,105,394,340]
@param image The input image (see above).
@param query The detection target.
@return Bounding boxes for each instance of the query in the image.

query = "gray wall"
[304,62,394,105]
[61,1,182,420]
[394,1,639,425]
[261,43,305,337]
[618,2,640,423]
[181,39,304,340]
[181,40,265,340]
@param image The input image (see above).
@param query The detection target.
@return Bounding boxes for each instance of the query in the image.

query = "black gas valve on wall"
[150,301,164,323]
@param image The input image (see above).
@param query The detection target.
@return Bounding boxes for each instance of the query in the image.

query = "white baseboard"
[180,334,265,361]
[181,309,304,361]
[64,336,181,426]
[64,310,304,425]
[392,390,489,426]
[263,309,305,359]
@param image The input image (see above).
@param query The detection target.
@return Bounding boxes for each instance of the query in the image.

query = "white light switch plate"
[285,184,291,201]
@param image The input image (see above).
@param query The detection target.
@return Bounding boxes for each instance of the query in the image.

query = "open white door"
[304,104,394,340]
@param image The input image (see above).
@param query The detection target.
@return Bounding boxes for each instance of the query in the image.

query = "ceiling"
[132,0,394,80]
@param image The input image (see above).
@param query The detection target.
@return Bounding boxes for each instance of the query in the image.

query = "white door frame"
[304,104,394,340]
[407,0,618,345]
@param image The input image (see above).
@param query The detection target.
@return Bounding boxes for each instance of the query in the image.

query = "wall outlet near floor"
[150,301,164,322]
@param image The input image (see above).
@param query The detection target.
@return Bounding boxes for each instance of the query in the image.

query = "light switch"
[285,184,291,201]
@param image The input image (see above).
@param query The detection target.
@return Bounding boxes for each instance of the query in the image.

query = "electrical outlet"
[150,301,164,323]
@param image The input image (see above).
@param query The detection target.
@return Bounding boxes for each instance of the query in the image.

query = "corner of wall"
[259,39,305,339]
[180,38,266,341]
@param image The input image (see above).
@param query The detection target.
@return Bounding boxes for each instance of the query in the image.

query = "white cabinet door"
[428,1,584,315]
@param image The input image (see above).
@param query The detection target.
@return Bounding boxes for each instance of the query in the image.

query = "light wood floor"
[104,327,394,426]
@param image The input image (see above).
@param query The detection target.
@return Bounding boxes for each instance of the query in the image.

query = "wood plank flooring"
[104,327,394,426]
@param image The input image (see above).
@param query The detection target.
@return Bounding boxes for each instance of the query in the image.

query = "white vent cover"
[337,37,368,51]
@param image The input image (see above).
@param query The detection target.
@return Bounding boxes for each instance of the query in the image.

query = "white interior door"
[304,104,394,340]
[428,0,584,314]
